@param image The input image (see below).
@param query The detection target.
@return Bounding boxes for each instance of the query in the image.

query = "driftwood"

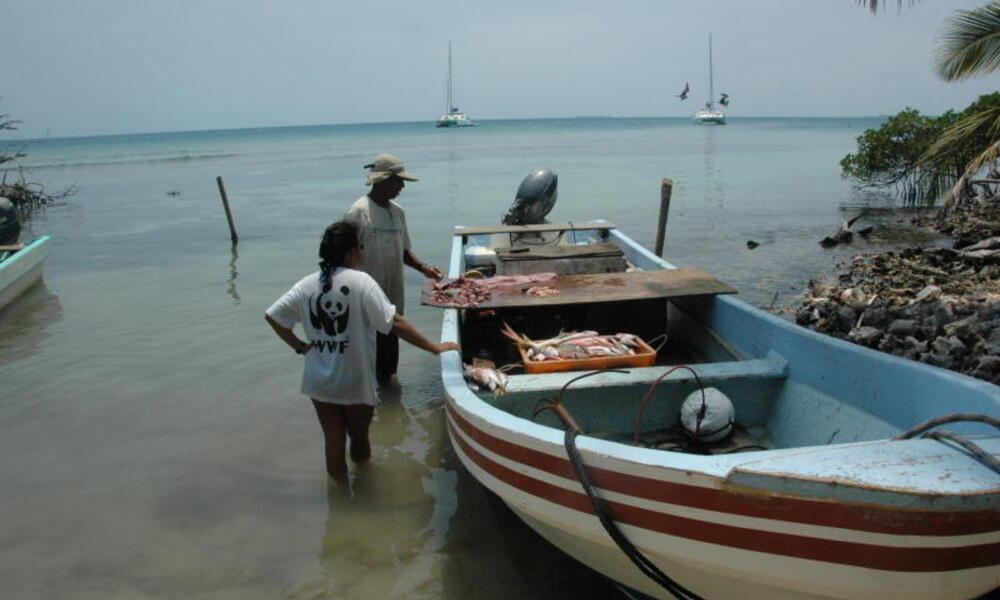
[1,110,75,219]
[819,210,870,248]
[0,179,75,220]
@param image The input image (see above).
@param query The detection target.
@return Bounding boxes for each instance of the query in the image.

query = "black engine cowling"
[0,197,20,246]
[502,168,557,225]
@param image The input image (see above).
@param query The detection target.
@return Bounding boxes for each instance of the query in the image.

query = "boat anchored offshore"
[694,34,726,125]
[0,198,51,311]
[427,172,1000,600]
[436,41,476,128]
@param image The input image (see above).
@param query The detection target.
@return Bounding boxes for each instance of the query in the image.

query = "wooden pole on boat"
[654,178,672,257]
[216,176,239,245]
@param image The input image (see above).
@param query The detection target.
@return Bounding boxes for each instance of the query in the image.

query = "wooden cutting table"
[422,268,736,309]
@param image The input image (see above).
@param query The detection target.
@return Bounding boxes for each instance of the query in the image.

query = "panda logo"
[309,285,351,348]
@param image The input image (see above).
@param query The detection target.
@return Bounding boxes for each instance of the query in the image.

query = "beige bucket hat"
[364,153,419,185]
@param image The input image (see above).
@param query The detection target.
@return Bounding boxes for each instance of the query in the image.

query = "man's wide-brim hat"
[364,154,419,185]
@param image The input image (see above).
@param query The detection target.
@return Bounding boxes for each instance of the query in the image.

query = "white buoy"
[680,387,734,442]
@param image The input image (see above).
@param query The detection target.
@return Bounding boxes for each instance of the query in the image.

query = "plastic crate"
[518,337,657,374]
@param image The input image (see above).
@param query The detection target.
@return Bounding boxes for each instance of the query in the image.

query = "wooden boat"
[432,222,999,600]
[0,236,51,312]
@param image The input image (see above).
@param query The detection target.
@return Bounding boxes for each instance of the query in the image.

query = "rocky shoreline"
[794,198,1000,385]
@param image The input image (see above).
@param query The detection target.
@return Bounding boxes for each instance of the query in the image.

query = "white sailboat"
[436,42,476,128]
[693,33,726,125]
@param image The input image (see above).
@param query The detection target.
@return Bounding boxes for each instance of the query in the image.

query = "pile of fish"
[500,322,644,361]
[525,285,559,297]
[428,272,558,308]
[427,277,492,308]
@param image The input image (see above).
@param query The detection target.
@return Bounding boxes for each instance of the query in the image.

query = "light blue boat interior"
[453,226,1000,451]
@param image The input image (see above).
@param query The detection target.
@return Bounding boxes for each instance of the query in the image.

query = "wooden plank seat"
[454,221,616,237]
[504,351,789,394]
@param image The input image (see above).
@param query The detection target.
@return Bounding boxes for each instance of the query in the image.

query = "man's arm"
[403,249,443,280]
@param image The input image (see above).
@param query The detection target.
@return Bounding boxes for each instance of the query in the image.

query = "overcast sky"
[1,0,998,138]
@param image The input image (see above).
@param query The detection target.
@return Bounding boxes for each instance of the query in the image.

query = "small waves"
[5,152,244,171]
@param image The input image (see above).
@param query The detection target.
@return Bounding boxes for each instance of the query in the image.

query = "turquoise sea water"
[1,117,922,599]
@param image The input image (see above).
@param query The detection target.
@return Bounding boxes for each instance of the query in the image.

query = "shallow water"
[1,117,929,598]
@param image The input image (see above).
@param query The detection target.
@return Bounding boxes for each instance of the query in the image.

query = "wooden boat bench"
[504,350,789,394]
[453,221,617,244]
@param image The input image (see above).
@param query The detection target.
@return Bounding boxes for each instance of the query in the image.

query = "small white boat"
[694,34,726,125]
[0,236,51,312]
[436,42,476,128]
[434,220,999,600]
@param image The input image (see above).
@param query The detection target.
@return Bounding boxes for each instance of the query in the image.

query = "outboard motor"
[0,197,20,246]
[502,169,557,225]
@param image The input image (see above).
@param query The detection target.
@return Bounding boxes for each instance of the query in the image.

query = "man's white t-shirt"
[344,195,411,312]
[266,267,395,405]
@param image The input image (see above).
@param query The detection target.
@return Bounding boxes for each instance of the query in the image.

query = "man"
[345,153,443,381]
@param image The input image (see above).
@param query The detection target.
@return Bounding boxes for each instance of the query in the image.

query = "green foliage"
[936,2,1000,81]
[840,109,953,203]
[841,94,1000,205]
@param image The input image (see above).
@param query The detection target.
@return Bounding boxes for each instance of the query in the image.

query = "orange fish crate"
[517,337,657,374]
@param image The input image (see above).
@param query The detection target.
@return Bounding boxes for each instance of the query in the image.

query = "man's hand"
[421,264,443,280]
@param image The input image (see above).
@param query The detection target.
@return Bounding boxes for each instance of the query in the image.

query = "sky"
[1,0,998,138]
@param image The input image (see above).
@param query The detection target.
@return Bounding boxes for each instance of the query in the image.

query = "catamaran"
[436,42,476,128]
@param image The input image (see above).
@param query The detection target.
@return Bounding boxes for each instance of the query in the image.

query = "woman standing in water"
[265,220,458,488]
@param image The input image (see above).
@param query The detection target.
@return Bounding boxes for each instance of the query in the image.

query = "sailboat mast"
[708,33,714,109]
[446,41,453,113]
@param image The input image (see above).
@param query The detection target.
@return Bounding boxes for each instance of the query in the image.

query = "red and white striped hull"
[445,400,1000,600]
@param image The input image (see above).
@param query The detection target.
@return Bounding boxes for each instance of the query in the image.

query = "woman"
[265,220,458,487]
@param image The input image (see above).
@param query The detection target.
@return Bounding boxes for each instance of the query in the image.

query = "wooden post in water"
[654,178,672,257]
[216,176,239,244]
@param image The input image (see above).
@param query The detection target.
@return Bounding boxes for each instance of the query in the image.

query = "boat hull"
[0,236,50,312]
[439,224,999,599]
[445,392,999,600]
[693,111,726,125]
[436,117,476,128]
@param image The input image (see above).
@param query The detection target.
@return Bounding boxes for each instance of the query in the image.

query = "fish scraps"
[428,272,558,308]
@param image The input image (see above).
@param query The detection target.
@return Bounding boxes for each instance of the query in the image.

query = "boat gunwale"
[0,235,51,273]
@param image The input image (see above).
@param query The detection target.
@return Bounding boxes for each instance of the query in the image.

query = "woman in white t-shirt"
[265,221,458,488]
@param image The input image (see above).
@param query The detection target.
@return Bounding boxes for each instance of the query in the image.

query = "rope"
[633,365,706,445]
[893,413,1000,439]
[893,413,1000,476]
[923,430,1000,476]
[565,429,706,600]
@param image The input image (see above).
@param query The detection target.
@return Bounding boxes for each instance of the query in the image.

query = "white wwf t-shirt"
[266,267,396,405]
[344,195,412,311]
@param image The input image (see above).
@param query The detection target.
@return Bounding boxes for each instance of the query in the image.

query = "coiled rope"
[892,413,1000,476]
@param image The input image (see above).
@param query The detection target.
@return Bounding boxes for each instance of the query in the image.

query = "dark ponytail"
[319,220,360,290]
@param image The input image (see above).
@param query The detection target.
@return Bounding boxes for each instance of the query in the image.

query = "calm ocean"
[1,117,925,599]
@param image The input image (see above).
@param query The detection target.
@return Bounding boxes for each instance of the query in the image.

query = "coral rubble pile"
[795,241,1000,384]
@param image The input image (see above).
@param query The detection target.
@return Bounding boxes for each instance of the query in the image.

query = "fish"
[463,364,509,396]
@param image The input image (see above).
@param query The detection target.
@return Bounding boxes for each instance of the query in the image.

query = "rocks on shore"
[795,237,1000,384]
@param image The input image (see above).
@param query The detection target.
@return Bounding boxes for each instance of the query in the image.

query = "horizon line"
[5,114,891,144]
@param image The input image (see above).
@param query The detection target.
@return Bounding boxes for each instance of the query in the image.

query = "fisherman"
[344,154,444,381]
[265,220,458,489]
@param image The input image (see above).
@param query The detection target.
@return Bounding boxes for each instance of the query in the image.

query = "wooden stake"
[216,176,238,244]
[654,178,672,257]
